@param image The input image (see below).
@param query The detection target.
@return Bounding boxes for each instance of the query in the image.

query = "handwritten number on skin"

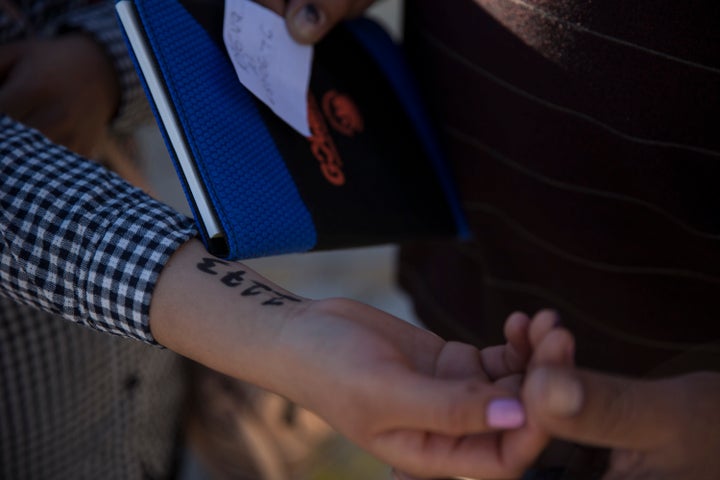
[197,258,230,275]
[221,270,247,287]
[197,258,301,306]
[240,281,302,306]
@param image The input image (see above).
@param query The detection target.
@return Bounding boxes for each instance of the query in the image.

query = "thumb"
[383,371,527,434]
[523,367,674,450]
[284,0,374,44]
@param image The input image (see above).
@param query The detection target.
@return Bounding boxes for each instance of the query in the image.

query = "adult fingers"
[375,428,533,480]
[523,367,675,450]
[379,370,526,435]
[484,373,549,474]
[284,0,375,44]
[379,368,544,479]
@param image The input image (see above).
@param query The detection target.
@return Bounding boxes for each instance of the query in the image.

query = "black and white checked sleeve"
[0,115,198,344]
[58,1,151,134]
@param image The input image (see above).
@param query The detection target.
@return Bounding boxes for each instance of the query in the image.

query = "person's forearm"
[0,116,196,341]
[149,240,546,480]
[149,239,309,392]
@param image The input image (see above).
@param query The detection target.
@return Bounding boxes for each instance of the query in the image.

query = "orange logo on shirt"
[307,93,345,186]
[322,90,364,137]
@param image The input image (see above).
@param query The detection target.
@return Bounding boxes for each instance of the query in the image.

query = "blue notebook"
[116,0,469,260]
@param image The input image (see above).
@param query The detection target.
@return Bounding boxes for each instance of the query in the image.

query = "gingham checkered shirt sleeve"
[58,1,151,134]
[0,115,198,344]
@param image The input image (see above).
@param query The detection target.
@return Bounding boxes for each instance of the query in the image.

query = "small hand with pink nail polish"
[389,309,577,480]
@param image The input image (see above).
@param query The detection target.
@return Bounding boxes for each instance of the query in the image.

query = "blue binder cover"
[117,0,469,260]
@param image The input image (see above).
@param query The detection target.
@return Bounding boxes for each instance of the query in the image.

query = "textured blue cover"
[131,0,317,259]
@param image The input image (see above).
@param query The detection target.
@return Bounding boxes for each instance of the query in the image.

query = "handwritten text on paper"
[223,0,313,137]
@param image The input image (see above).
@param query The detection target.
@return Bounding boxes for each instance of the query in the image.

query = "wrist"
[149,240,310,389]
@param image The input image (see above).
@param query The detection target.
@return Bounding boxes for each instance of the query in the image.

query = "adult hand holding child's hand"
[391,309,577,480]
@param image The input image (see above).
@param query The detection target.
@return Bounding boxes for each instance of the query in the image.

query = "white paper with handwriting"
[223,0,313,137]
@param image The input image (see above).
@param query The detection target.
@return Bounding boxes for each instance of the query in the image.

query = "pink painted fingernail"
[487,398,526,428]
